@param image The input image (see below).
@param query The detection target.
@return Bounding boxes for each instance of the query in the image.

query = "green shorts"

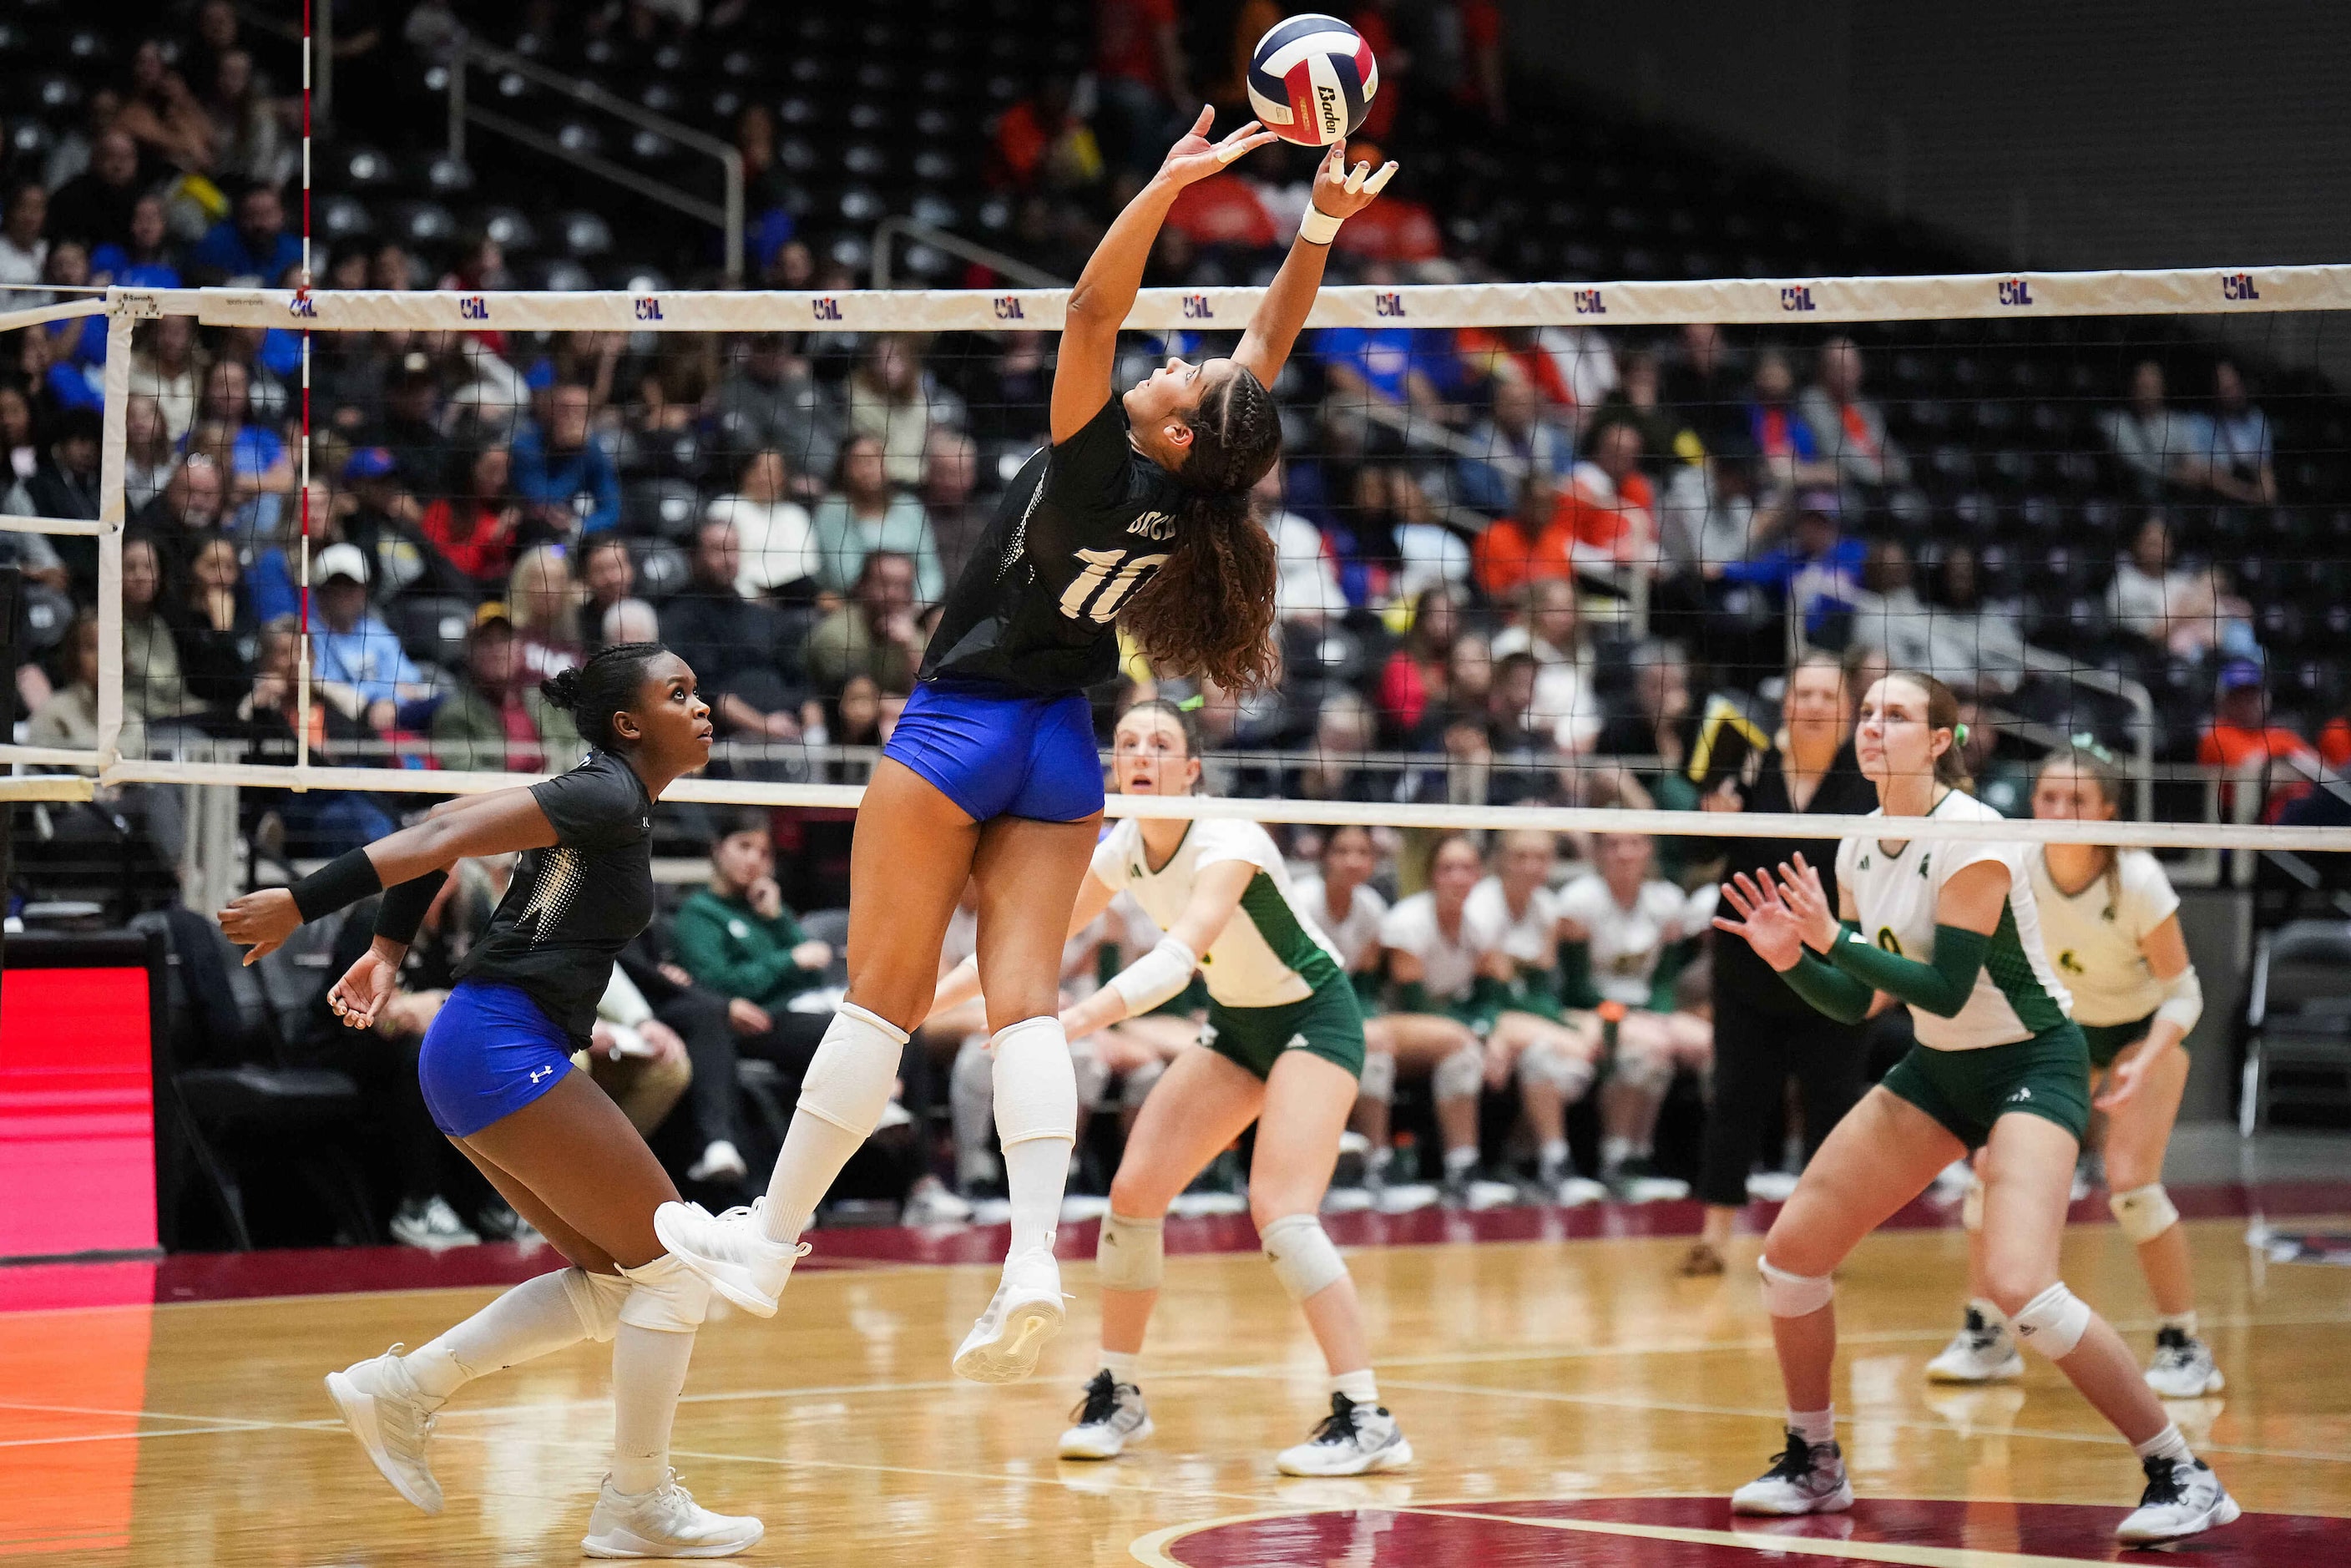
[2079,1013,2156,1070]
[1202,978,1367,1082]
[1879,1024,2092,1150]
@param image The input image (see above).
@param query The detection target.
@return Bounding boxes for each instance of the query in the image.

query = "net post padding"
[78,756,2351,852]
[119,264,2351,336]
[92,311,134,772]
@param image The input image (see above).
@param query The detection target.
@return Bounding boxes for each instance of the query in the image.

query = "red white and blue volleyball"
[1247,14,1378,147]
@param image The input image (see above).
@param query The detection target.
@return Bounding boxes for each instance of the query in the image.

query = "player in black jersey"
[655,110,1400,1384]
[218,644,766,1559]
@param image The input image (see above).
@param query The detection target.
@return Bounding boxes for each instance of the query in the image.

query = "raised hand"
[1773,852,1843,953]
[1157,105,1278,188]
[1307,142,1400,220]
[1711,871,1805,973]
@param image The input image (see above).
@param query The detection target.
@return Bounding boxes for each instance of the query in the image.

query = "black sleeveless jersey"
[918,394,1183,695]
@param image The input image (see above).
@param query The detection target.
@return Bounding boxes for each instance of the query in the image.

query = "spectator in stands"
[31,612,146,765]
[129,314,205,443]
[847,337,946,491]
[806,549,923,695]
[1255,459,1346,627]
[164,533,259,711]
[0,386,38,489]
[1662,322,1747,453]
[1856,539,2026,695]
[39,242,109,379]
[1797,334,1909,498]
[673,810,838,1062]
[90,195,183,292]
[8,405,103,594]
[190,185,303,287]
[922,428,989,588]
[505,543,584,684]
[990,74,1105,193]
[1744,347,1837,496]
[1590,347,1696,477]
[1713,489,1863,641]
[1292,690,1388,804]
[2205,360,2278,506]
[136,453,227,564]
[1317,274,1453,440]
[205,48,291,187]
[1352,459,1465,604]
[577,534,635,655]
[1560,417,1658,567]
[512,381,620,536]
[1093,0,1186,172]
[1459,373,1573,517]
[370,241,417,291]
[46,131,145,251]
[2100,360,2211,502]
[371,350,447,493]
[118,39,215,174]
[2106,512,2249,663]
[198,357,293,536]
[1493,578,1601,756]
[115,394,172,513]
[339,445,477,610]
[1376,584,1463,743]
[660,518,806,742]
[1597,643,1700,805]
[2320,697,2351,775]
[417,440,523,590]
[120,531,210,731]
[2199,660,2321,822]
[28,612,176,867]
[810,432,944,602]
[715,332,840,502]
[430,602,580,772]
[706,448,819,600]
[0,183,48,287]
[310,542,432,731]
[1658,440,1772,583]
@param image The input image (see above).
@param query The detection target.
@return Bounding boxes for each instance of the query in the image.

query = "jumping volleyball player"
[933,700,1409,1472]
[654,112,1399,1382]
[219,645,768,1558]
[1711,672,2237,1545]
[1927,744,2221,1396]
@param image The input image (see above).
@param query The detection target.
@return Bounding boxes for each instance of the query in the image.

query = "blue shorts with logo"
[882,679,1104,823]
[417,981,579,1137]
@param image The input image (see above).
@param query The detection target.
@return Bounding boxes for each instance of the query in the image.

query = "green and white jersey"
[2030,848,2181,1028]
[1295,874,1388,972]
[1464,875,1560,970]
[1555,873,1712,1008]
[1834,790,2072,1050]
[1378,890,1496,1004]
[1090,818,1344,1009]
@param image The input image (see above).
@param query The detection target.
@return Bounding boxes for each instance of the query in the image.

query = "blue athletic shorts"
[882,680,1104,823]
[417,980,579,1137]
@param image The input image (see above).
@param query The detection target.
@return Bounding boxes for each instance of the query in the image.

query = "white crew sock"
[2133,1421,2193,1466]
[2158,1309,2200,1338]
[759,1006,907,1244]
[1100,1349,1140,1387]
[610,1323,696,1495]
[402,1270,594,1401]
[1365,1145,1393,1178]
[1443,1145,1479,1177]
[1600,1135,1634,1171]
[1539,1138,1570,1173]
[993,1018,1077,1259]
[1329,1368,1379,1405]
[1787,1407,1836,1447]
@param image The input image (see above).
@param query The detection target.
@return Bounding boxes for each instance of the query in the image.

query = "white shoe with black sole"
[580,1471,764,1558]
[1275,1393,1413,1476]
[324,1347,444,1514]
[1058,1369,1153,1459]
[2115,1457,2239,1544]
[1731,1433,1854,1516]
[953,1248,1065,1383]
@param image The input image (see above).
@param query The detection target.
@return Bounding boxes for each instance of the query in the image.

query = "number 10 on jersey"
[1058,548,1170,624]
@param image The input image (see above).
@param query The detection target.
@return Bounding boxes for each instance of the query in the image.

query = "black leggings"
[1698,1000,1869,1208]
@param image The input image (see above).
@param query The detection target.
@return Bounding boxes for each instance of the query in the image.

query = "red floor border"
[2,1178,2344,1314]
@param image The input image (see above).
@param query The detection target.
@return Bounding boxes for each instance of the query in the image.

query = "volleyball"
[1247,14,1378,147]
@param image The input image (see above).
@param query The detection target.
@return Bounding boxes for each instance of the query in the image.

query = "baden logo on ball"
[1248,13,1378,148]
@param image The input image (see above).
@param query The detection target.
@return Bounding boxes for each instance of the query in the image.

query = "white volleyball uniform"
[1295,874,1389,974]
[1379,890,1496,1012]
[1554,874,1710,1009]
[2030,847,2186,1065]
[1090,819,1345,1009]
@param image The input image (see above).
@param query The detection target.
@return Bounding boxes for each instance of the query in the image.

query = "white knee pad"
[2109,1183,2180,1245]
[2012,1281,2092,1359]
[1961,1174,1985,1233]
[1260,1212,1349,1303]
[796,1002,909,1138]
[1095,1210,1165,1292]
[1069,1039,1110,1113]
[561,1266,630,1343]
[1119,1056,1166,1112]
[1519,1039,1593,1099]
[993,1015,1077,1147]
[1757,1256,1834,1318]
[617,1252,712,1335]
[1433,1041,1485,1102]
[1610,1042,1676,1096]
[1356,1048,1397,1105]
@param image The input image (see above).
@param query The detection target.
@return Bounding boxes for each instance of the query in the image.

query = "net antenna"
[8,266,2351,852]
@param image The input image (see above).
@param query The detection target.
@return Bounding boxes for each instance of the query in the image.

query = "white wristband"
[1107,936,1199,1017]
[1297,205,1343,246]
[2152,966,2204,1037]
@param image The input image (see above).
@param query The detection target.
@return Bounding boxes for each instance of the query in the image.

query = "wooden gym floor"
[5,1190,2350,1565]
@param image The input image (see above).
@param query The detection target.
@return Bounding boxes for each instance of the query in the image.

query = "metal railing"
[441,34,745,285]
[871,218,1064,291]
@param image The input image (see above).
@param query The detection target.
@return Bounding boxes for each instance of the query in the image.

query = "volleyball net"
[8,268,2351,903]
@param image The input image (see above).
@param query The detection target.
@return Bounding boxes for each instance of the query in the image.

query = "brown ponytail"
[1120,366,1282,692]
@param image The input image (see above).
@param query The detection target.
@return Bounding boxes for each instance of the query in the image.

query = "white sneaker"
[1275,1393,1413,1476]
[580,1470,764,1558]
[902,1175,975,1226]
[1732,1433,1853,1515]
[390,1196,481,1250]
[1745,1171,1802,1202]
[953,1248,1065,1383]
[1555,1174,1609,1206]
[651,1199,810,1319]
[2115,1457,2240,1545]
[686,1141,749,1185]
[1925,1307,2024,1383]
[324,1347,444,1515]
[1058,1369,1153,1459]
[2144,1328,2226,1398]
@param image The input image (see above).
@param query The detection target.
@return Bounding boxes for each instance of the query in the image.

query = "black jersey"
[454,750,655,1043]
[1707,737,1878,1016]
[919,394,1183,694]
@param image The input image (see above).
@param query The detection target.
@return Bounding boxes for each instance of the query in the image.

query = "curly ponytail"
[1120,365,1283,692]
[541,640,668,752]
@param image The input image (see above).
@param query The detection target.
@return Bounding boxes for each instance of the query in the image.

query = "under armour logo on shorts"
[530,1065,556,1085]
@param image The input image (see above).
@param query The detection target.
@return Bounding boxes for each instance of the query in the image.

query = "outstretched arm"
[1051,108,1276,443]
[1233,145,1400,389]
[1059,859,1253,1038]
